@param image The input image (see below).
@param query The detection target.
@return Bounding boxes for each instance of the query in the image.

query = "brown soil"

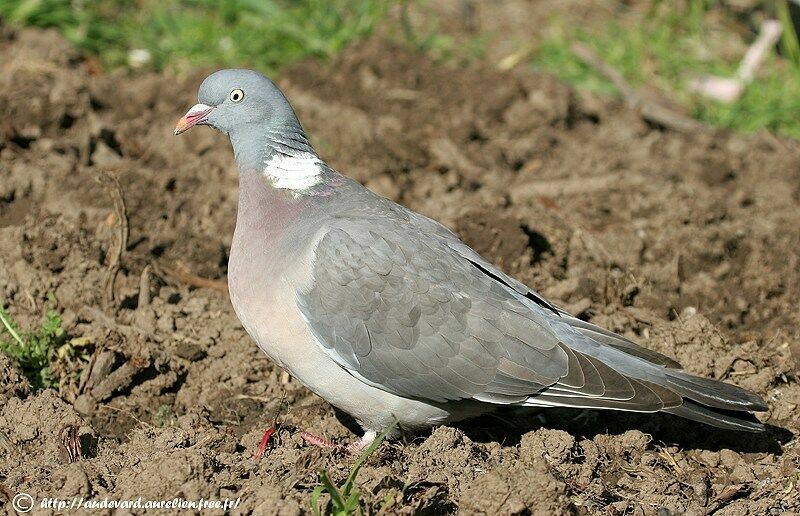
[1,26,799,515]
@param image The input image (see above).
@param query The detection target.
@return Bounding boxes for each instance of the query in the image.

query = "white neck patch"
[263,152,323,191]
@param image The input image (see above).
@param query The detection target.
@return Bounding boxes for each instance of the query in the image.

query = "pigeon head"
[175,68,322,180]
[174,69,297,136]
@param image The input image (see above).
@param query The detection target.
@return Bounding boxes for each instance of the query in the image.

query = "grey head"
[175,69,316,169]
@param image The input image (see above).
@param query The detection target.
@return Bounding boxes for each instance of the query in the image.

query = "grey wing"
[295,191,766,431]
[328,187,679,370]
[296,224,571,403]
[406,208,683,369]
[295,221,653,407]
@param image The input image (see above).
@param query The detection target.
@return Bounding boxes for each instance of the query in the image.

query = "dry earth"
[0,26,799,515]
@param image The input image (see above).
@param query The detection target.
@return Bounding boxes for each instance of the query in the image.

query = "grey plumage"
[176,69,768,443]
[295,186,765,431]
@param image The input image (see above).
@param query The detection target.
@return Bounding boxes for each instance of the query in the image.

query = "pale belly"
[227,234,478,433]
[230,280,469,431]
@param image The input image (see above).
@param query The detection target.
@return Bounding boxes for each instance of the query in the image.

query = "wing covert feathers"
[297,204,767,432]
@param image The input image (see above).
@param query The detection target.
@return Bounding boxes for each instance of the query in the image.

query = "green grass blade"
[344,487,362,513]
[343,421,396,491]
[0,305,25,348]
[778,0,800,67]
[318,469,347,510]
[310,484,326,516]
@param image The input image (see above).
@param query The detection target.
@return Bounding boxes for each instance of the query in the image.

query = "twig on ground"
[78,305,148,339]
[707,484,750,513]
[159,262,227,292]
[79,349,116,396]
[90,359,148,403]
[571,42,708,133]
[97,173,129,305]
[99,403,153,429]
[690,20,783,103]
[137,264,153,309]
[77,346,100,396]
[0,430,18,456]
[60,425,82,463]
[24,290,36,312]
[234,394,273,403]
[497,44,535,71]
[0,482,13,503]
[657,446,685,476]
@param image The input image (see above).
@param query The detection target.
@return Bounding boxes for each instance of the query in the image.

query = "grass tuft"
[533,3,800,139]
[0,0,387,73]
[310,423,395,516]
[0,303,67,390]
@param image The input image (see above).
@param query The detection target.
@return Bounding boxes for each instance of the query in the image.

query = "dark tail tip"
[664,400,766,432]
[665,371,768,412]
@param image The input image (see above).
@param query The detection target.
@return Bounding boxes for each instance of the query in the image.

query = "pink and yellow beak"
[174,103,214,135]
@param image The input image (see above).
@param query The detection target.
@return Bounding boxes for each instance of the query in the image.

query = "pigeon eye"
[229,89,244,102]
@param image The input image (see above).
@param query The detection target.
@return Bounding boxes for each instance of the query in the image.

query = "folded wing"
[296,207,766,431]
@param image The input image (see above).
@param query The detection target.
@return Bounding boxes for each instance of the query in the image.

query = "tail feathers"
[664,371,768,412]
[530,372,766,432]
[532,337,768,431]
[533,378,682,412]
[563,315,682,368]
[663,399,765,432]
[528,311,770,431]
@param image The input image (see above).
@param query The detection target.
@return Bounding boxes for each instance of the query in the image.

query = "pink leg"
[299,430,339,449]
[255,426,276,458]
[254,391,288,459]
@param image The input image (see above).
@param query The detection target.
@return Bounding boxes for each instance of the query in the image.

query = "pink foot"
[299,430,378,454]
[254,392,288,459]
[255,426,276,458]
[345,431,377,453]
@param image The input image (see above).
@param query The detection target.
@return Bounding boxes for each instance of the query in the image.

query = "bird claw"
[345,433,375,454]
[299,430,377,454]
